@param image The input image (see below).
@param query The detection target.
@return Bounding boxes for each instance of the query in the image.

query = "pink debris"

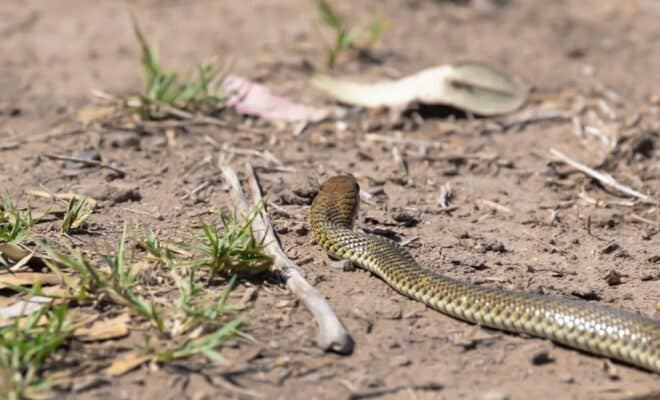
[224,75,326,122]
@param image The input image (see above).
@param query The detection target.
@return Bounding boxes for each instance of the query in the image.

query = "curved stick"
[219,164,354,354]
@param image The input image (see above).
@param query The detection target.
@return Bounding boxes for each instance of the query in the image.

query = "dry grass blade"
[0,273,59,290]
[73,313,130,342]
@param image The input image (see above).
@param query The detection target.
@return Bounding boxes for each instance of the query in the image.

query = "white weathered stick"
[549,148,655,204]
[220,164,354,354]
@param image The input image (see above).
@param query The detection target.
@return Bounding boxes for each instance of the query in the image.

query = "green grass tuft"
[0,196,35,245]
[60,197,92,233]
[43,224,164,332]
[0,304,73,400]
[313,0,388,67]
[193,209,273,282]
[129,15,227,118]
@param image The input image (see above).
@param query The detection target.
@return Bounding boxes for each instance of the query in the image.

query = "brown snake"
[310,175,659,372]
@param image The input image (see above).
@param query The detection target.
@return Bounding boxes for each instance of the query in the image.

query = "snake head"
[320,175,360,196]
[312,175,361,229]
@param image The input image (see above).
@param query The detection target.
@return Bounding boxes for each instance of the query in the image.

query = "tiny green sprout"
[129,15,228,119]
[0,304,73,399]
[0,195,35,245]
[193,208,273,282]
[313,0,388,67]
[60,197,92,232]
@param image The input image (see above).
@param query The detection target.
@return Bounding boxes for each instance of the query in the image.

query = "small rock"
[604,269,622,286]
[278,190,310,205]
[392,210,420,227]
[387,355,411,367]
[629,132,655,159]
[275,224,290,235]
[293,182,318,200]
[293,223,309,236]
[602,360,620,380]
[479,239,507,253]
[451,329,499,351]
[601,242,619,254]
[109,185,141,204]
[375,299,402,320]
[469,261,489,270]
[531,350,554,365]
[614,250,631,259]
[81,182,141,205]
[481,390,510,400]
[571,288,601,301]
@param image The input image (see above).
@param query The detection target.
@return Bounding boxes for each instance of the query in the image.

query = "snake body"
[310,175,659,372]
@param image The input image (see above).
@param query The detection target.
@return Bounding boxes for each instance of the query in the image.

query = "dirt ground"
[1,0,659,399]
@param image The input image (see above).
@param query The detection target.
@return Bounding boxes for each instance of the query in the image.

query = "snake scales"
[310,175,659,372]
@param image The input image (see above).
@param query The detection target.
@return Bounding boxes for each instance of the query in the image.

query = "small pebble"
[601,242,619,254]
[293,223,309,236]
[558,373,575,384]
[531,350,554,365]
[604,269,622,286]
[481,390,510,400]
[603,360,620,380]
[387,355,411,367]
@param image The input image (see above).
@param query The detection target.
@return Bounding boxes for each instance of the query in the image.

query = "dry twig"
[438,182,454,211]
[550,148,655,204]
[500,110,572,131]
[221,144,285,167]
[220,164,354,354]
[43,153,127,177]
[348,381,443,400]
[476,198,512,214]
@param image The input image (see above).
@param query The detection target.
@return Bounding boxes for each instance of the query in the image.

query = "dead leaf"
[74,313,130,342]
[76,106,116,124]
[0,243,53,270]
[311,62,526,116]
[0,296,52,327]
[105,352,152,377]
[26,189,98,209]
[0,272,59,289]
[0,243,30,262]
[6,249,35,271]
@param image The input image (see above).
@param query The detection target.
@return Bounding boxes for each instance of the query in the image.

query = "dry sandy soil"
[1,1,659,399]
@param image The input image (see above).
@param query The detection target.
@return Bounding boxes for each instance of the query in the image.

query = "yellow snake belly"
[310,175,659,372]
